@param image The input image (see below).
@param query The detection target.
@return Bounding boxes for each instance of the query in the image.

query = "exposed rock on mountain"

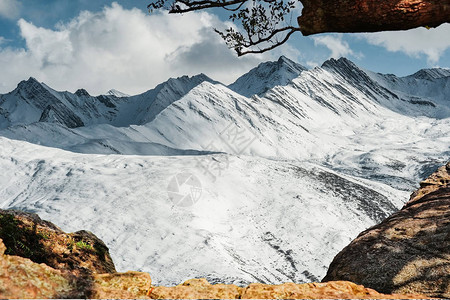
[409,68,450,80]
[0,209,115,275]
[228,55,307,97]
[323,162,450,298]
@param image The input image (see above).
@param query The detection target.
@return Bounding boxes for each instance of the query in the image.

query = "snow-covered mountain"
[0,56,449,286]
[0,73,214,129]
[228,55,307,97]
[105,89,130,98]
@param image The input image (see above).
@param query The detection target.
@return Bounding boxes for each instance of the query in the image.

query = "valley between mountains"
[0,56,448,286]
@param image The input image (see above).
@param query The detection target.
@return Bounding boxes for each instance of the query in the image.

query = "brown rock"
[0,209,115,275]
[149,278,425,299]
[90,271,152,299]
[241,281,426,299]
[323,162,450,298]
[149,278,242,299]
[0,236,153,299]
[0,238,81,298]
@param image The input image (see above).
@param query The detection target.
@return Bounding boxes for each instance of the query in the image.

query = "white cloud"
[305,61,319,69]
[0,3,294,95]
[0,0,21,20]
[312,34,355,59]
[361,24,450,64]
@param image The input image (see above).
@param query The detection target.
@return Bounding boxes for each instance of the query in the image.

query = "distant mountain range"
[0,56,448,286]
[1,57,449,130]
[1,56,448,185]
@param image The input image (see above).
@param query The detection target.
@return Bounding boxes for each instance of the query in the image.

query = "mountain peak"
[15,77,47,95]
[321,57,356,70]
[320,57,373,83]
[75,89,90,97]
[277,55,293,64]
[165,73,215,86]
[409,68,450,80]
[228,56,307,97]
[17,77,42,89]
[27,77,39,83]
[106,89,130,98]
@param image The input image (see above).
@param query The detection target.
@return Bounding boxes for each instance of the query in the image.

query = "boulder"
[0,236,152,298]
[0,209,115,275]
[323,162,450,298]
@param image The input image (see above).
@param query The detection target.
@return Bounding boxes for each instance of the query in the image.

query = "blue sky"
[0,0,449,95]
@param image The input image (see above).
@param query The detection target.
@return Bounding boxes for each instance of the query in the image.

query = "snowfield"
[0,137,406,285]
[0,56,448,285]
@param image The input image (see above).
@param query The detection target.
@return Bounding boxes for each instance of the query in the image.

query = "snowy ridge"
[106,89,130,98]
[0,56,449,286]
[228,56,307,97]
[409,68,450,80]
[0,74,214,129]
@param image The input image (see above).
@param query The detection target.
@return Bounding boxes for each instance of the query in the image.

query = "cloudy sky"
[0,0,449,95]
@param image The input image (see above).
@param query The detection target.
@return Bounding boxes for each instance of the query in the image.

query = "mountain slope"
[0,137,405,286]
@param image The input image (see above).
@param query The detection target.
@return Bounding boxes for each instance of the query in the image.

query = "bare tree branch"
[234,27,301,55]
[148,0,247,13]
[148,0,450,56]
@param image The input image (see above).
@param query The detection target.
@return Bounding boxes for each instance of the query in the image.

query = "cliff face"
[323,162,450,298]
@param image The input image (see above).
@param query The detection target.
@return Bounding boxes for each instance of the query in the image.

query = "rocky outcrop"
[0,209,115,275]
[0,209,156,298]
[0,236,153,298]
[149,278,425,299]
[0,238,78,298]
[323,162,450,298]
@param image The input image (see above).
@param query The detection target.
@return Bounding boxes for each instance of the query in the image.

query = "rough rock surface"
[90,271,152,299]
[0,238,79,298]
[149,278,425,299]
[323,162,450,298]
[150,278,242,299]
[0,209,115,275]
[0,237,152,298]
